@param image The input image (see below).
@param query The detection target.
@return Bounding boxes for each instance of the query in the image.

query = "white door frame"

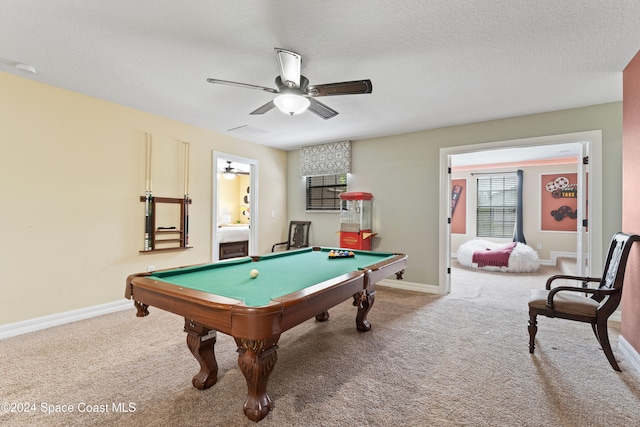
[212,151,259,261]
[576,141,589,278]
[439,130,602,294]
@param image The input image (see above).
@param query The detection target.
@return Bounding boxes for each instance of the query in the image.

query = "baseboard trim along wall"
[619,335,640,374]
[0,299,133,340]
[378,279,440,294]
[546,251,578,267]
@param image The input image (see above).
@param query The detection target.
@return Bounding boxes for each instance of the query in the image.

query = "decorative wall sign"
[242,186,250,219]
[550,205,577,221]
[451,179,466,234]
[541,173,578,231]
[545,175,578,199]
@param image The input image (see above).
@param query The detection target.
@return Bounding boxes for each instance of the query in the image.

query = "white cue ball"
[250,269,259,279]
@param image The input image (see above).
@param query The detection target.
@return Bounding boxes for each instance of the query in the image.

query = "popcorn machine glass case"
[339,192,375,250]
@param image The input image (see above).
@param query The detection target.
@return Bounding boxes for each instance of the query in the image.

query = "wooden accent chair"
[271,221,311,252]
[528,232,640,371]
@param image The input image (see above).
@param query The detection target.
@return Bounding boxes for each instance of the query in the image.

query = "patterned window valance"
[300,141,351,177]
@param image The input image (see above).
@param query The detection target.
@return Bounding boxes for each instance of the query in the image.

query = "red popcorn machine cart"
[338,192,377,250]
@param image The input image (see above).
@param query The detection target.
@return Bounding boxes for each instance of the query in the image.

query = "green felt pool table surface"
[149,247,396,306]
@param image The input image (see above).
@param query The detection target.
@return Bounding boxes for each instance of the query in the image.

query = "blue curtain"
[513,169,526,244]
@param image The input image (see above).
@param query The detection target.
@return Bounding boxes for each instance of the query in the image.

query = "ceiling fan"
[206,48,372,119]
[220,161,249,180]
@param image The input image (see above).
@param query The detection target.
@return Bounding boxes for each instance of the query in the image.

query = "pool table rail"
[274,270,366,333]
[359,252,408,283]
[126,269,372,340]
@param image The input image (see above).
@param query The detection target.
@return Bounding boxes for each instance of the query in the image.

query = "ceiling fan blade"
[206,78,278,93]
[306,79,372,97]
[275,48,301,88]
[221,169,249,176]
[250,100,276,115]
[307,98,338,120]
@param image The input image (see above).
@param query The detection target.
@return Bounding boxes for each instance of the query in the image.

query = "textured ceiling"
[1,1,639,151]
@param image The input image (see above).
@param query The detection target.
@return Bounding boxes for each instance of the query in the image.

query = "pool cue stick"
[144,133,153,250]
[183,141,190,247]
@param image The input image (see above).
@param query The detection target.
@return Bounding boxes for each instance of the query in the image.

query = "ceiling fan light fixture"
[207,49,372,120]
[274,94,310,116]
[222,161,237,180]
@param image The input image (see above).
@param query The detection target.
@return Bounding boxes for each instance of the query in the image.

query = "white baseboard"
[619,335,640,374]
[378,279,442,294]
[0,299,133,340]
[546,251,577,266]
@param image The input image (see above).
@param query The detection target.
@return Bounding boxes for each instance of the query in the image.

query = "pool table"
[125,247,407,422]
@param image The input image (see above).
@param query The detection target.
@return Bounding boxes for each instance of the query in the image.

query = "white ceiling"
[1,1,639,152]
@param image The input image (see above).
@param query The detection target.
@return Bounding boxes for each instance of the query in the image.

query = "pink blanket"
[472,242,517,268]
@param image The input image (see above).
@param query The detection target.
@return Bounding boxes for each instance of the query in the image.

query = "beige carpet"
[1,263,640,426]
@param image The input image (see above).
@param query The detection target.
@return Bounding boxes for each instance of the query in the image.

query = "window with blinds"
[306,174,347,211]
[476,175,517,238]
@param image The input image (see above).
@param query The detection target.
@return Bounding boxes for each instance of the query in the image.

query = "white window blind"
[476,175,517,238]
[306,174,347,211]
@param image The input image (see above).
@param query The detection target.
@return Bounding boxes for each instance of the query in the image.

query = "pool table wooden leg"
[315,310,330,322]
[184,319,218,390]
[354,289,376,332]
[133,301,149,317]
[236,337,279,422]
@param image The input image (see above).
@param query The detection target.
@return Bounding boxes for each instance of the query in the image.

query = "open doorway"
[212,152,259,261]
[438,130,602,295]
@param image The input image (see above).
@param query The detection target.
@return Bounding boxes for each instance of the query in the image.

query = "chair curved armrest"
[271,241,288,252]
[545,274,600,290]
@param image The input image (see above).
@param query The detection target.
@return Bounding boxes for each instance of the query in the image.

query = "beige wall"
[0,72,287,326]
[287,102,622,286]
[451,162,579,261]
